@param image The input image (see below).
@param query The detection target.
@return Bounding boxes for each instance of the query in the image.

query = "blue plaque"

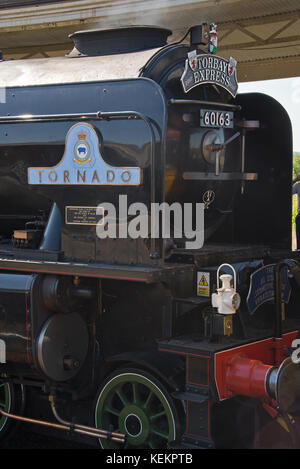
[246,264,291,314]
[28,122,142,186]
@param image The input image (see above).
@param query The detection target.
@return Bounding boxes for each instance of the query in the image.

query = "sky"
[239,77,300,153]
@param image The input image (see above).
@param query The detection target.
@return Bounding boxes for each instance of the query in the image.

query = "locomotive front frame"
[0,23,298,450]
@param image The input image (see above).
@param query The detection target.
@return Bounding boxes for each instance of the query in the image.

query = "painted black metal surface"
[0,78,167,266]
[141,43,245,243]
[233,92,293,249]
[0,255,194,283]
[68,26,172,57]
[0,273,34,367]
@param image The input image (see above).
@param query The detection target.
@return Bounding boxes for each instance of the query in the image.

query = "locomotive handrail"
[0,110,153,125]
[168,98,241,111]
[182,172,257,181]
[274,262,287,340]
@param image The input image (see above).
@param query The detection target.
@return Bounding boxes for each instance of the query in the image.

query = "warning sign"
[197,272,210,297]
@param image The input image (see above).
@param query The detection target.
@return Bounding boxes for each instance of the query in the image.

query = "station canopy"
[0,0,299,82]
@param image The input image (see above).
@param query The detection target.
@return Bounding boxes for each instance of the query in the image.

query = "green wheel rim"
[0,381,11,433]
[95,372,176,449]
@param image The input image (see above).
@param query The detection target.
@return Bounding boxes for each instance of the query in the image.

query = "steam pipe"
[49,396,125,442]
[226,355,274,399]
[0,399,125,444]
[275,263,286,339]
[225,355,295,405]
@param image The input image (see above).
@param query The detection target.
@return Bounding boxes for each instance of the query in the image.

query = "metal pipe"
[0,110,142,123]
[215,152,220,176]
[168,98,241,111]
[183,172,257,181]
[241,128,246,194]
[0,408,70,431]
[49,395,125,442]
[207,131,241,177]
[275,263,285,339]
[0,401,125,444]
[208,131,240,152]
[225,355,274,399]
[0,112,97,123]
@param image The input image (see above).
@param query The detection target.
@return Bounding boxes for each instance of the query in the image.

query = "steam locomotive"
[0,23,299,449]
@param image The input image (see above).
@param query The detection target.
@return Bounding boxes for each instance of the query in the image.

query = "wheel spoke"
[149,410,167,422]
[132,382,138,404]
[104,405,121,417]
[150,428,169,440]
[116,388,128,407]
[96,371,176,450]
[144,390,154,409]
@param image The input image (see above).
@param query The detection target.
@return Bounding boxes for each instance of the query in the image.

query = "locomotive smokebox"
[67,25,172,57]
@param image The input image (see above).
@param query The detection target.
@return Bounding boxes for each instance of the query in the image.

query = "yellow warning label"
[199,275,208,287]
[197,272,210,297]
[198,286,209,296]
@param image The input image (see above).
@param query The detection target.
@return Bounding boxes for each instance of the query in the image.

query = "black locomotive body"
[0,24,299,449]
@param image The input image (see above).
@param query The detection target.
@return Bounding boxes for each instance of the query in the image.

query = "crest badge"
[73,131,91,164]
[188,50,198,72]
[228,56,237,77]
[209,23,218,54]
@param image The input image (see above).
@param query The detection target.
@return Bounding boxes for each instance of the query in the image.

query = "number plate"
[200,109,233,128]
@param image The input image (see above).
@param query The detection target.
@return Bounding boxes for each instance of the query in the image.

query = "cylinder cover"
[37,312,89,382]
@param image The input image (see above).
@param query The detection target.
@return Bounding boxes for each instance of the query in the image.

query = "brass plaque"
[65,206,104,225]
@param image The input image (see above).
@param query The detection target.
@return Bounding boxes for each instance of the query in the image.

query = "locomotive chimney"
[67,26,172,58]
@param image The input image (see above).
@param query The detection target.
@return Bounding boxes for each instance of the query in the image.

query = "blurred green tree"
[293,153,300,225]
[293,153,300,179]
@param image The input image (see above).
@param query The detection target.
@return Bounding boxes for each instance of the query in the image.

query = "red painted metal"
[214,331,298,401]
[225,355,272,398]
